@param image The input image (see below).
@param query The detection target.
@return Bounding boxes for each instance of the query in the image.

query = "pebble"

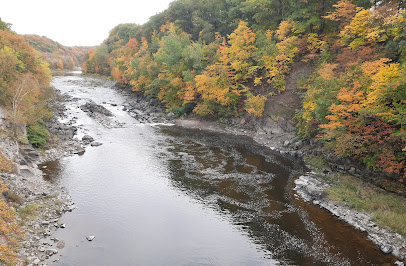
[57,240,65,249]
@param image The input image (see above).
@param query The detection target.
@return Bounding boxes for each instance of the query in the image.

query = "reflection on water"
[41,75,396,265]
[158,126,395,265]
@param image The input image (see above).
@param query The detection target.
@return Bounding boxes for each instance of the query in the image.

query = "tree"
[223,21,257,82]
[245,93,267,116]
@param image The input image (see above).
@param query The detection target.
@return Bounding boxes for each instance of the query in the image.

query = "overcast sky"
[1,0,174,46]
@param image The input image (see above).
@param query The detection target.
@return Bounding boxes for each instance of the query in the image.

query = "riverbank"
[0,87,86,265]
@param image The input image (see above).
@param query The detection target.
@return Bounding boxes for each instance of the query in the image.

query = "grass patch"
[5,191,23,205]
[19,203,39,220]
[303,155,327,170]
[327,174,406,236]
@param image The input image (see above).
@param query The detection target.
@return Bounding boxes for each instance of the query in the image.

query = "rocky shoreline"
[0,88,87,265]
[294,173,406,263]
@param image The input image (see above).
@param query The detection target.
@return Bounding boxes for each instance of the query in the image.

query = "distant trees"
[23,35,89,70]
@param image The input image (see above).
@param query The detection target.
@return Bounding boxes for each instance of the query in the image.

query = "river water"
[42,73,395,265]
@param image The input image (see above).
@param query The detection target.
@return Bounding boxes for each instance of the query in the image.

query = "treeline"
[85,0,341,116]
[24,35,89,70]
[83,0,405,181]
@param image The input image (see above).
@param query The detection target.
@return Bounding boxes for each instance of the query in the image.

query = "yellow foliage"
[361,59,400,108]
[181,84,197,102]
[324,0,356,25]
[361,58,392,77]
[340,7,403,50]
[245,94,267,117]
[222,21,257,82]
[276,19,296,41]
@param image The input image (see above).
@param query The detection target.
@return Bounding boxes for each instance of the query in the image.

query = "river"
[41,73,395,265]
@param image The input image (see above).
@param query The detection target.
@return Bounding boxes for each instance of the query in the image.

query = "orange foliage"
[318,63,338,80]
[126,38,138,49]
[0,181,22,265]
[0,150,12,173]
[324,0,357,28]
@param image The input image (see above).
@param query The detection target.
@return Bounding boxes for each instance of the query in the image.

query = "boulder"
[166,112,176,120]
[82,135,94,144]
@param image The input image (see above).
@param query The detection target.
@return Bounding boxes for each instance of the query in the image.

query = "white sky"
[1,0,174,46]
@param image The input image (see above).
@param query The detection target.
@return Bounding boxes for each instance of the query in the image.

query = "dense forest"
[24,35,89,70]
[84,0,406,183]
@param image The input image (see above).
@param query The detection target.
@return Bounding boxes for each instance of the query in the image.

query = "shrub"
[27,122,50,148]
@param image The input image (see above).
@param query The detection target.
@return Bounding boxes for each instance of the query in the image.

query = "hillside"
[82,0,406,186]
[24,34,89,70]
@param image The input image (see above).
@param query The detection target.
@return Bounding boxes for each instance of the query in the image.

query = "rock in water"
[57,240,65,249]
[80,101,113,117]
[86,235,95,241]
[82,135,94,144]
[90,142,103,147]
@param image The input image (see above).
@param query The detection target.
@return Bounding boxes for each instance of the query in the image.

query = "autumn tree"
[245,93,267,117]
